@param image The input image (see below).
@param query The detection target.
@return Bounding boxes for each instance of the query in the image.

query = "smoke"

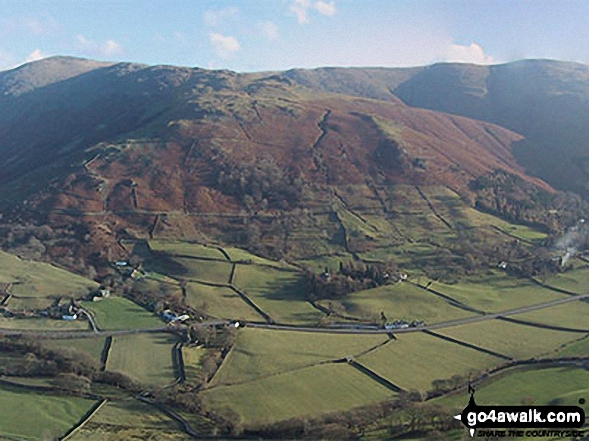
[554,219,587,266]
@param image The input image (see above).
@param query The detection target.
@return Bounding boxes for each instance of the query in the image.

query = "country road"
[1,294,588,339]
[247,292,589,334]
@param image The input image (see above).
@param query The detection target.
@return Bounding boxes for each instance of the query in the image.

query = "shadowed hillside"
[283,60,589,194]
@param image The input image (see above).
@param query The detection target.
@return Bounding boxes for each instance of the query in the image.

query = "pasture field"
[0,250,97,298]
[510,300,589,329]
[211,327,388,386]
[202,363,394,426]
[165,257,233,284]
[81,296,163,331]
[185,282,263,321]
[430,271,567,312]
[356,242,439,269]
[149,239,226,260]
[182,344,206,385]
[0,316,89,330]
[357,332,502,391]
[537,267,589,294]
[555,335,589,357]
[458,206,548,243]
[436,366,589,414]
[70,399,187,441]
[391,213,451,239]
[233,265,324,324]
[438,319,580,359]
[318,282,474,324]
[0,384,98,440]
[5,296,55,310]
[286,212,347,259]
[106,333,177,386]
[41,337,106,363]
[223,246,297,269]
[295,252,355,273]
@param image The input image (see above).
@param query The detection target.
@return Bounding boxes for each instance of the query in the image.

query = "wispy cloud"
[444,42,494,64]
[314,1,336,17]
[258,21,279,41]
[210,33,240,59]
[290,0,337,24]
[76,35,123,57]
[25,49,46,63]
[204,6,239,27]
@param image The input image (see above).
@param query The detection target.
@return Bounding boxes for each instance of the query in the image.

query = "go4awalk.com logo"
[454,388,585,438]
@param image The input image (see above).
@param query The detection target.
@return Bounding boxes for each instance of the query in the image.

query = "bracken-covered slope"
[0,57,554,258]
[285,60,589,194]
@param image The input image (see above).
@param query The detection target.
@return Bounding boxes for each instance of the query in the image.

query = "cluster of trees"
[187,324,236,388]
[215,157,306,211]
[248,390,461,440]
[0,338,97,378]
[305,261,398,300]
[0,221,99,279]
[471,170,589,234]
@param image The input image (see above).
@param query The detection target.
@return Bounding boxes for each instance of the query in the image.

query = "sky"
[1,0,589,72]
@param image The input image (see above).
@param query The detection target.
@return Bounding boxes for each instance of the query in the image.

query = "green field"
[357,332,502,391]
[183,344,206,385]
[223,246,296,269]
[149,240,227,260]
[202,363,394,426]
[81,296,163,331]
[438,319,580,359]
[233,265,324,324]
[5,296,55,310]
[0,316,90,330]
[459,205,548,242]
[107,333,177,386]
[70,399,188,440]
[211,327,388,386]
[554,335,589,357]
[537,267,589,294]
[0,250,98,298]
[161,256,233,284]
[430,271,567,312]
[0,384,98,440]
[41,337,106,363]
[319,282,474,324]
[510,300,589,329]
[185,282,263,321]
[436,366,589,414]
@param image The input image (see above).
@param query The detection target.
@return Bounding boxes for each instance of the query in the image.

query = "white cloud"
[314,0,336,16]
[204,6,239,27]
[210,33,240,59]
[290,0,311,24]
[444,42,494,64]
[258,21,279,41]
[76,35,123,58]
[103,40,123,56]
[290,0,336,24]
[25,49,46,63]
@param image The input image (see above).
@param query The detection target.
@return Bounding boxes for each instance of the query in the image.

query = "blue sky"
[1,0,588,72]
